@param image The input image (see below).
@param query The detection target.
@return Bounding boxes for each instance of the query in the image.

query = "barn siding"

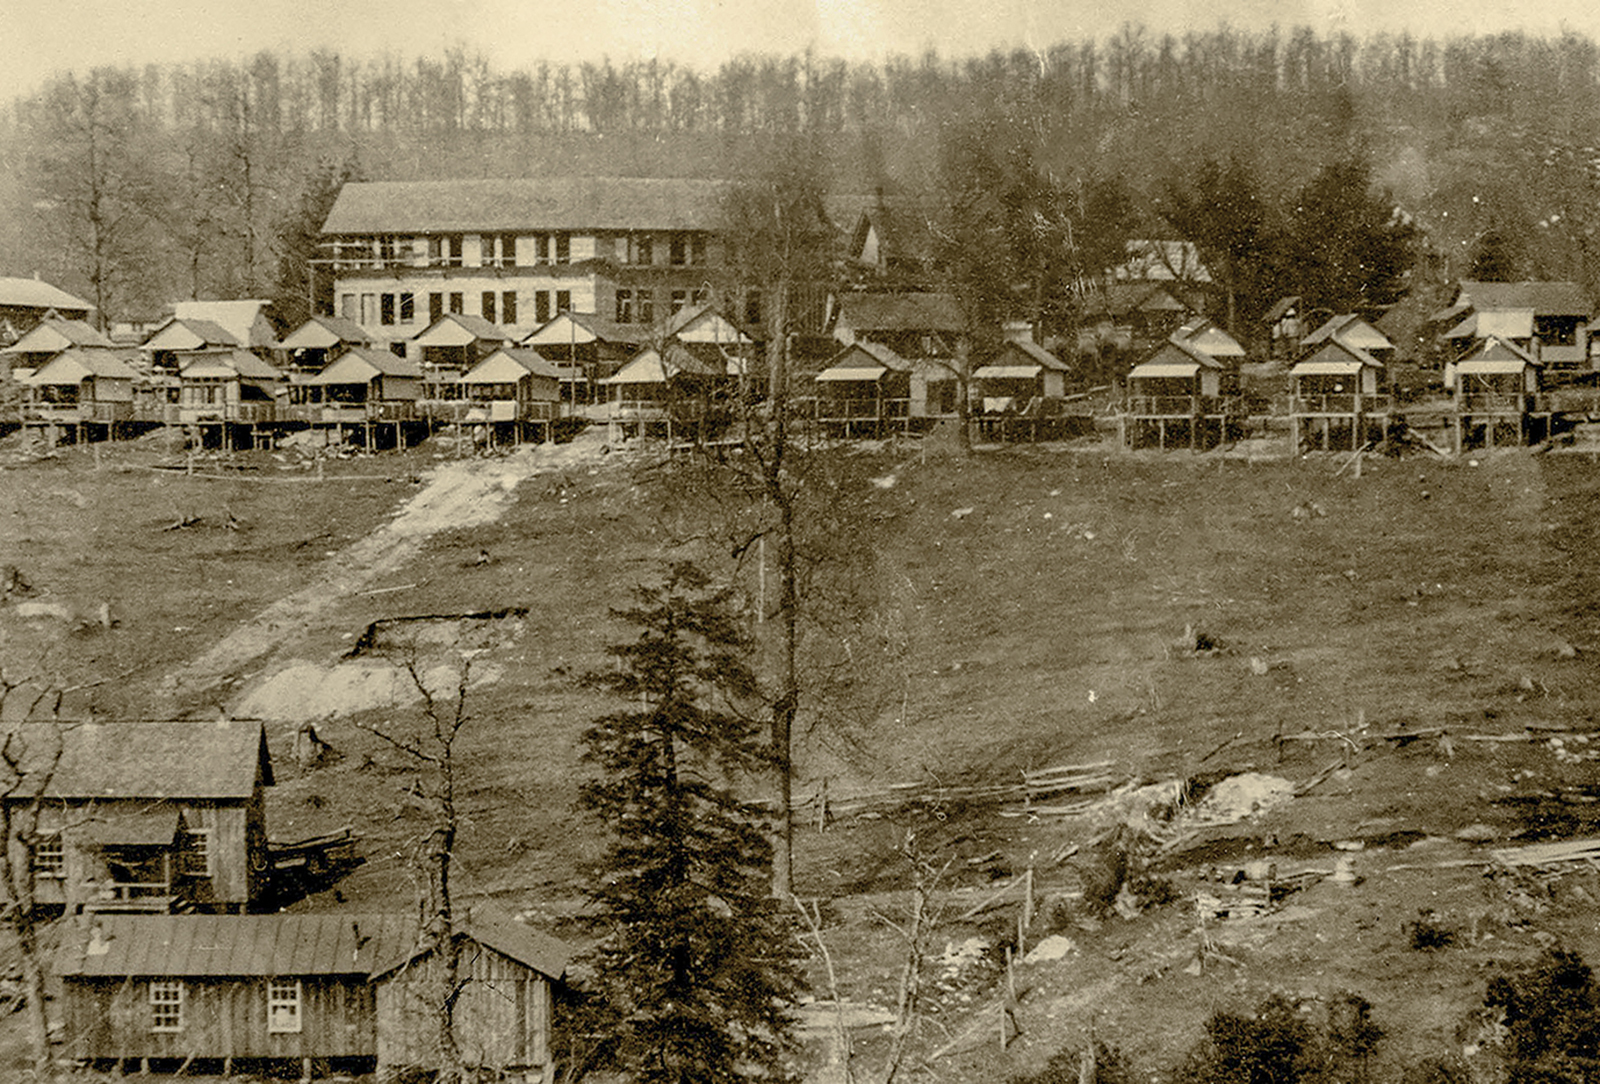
[376,946,550,1072]
[63,976,375,1060]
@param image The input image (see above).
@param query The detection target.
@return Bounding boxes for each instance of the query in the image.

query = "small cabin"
[971,340,1074,441]
[1442,280,1592,370]
[460,347,562,444]
[277,315,373,376]
[0,317,114,377]
[813,342,912,437]
[1120,337,1242,450]
[604,342,727,442]
[410,314,512,412]
[20,347,138,438]
[522,311,645,404]
[54,911,571,1079]
[1303,313,1395,362]
[143,318,243,375]
[1444,335,1548,449]
[1288,338,1390,453]
[303,347,421,421]
[177,349,284,427]
[4,720,273,914]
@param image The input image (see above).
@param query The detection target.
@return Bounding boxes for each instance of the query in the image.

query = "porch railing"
[1291,394,1392,415]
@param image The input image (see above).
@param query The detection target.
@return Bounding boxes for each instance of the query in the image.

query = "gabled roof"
[522,311,643,348]
[370,908,572,982]
[179,348,283,381]
[1302,313,1394,353]
[1,317,112,355]
[666,304,757,345]
[994,339,1070,372]
[144,317,242,351]
[463,347,561,383]
[172,300,276,349]
[5,720,273,802]
[308,347,421,385]
[1444,309,1535,341]
[835,292,963,334]
[1114,239,1212,283]
[0,277,93,313]
[605,342,726,385]
[278,315,372,351]
[56,913,416,978]
[1456,280,1591,318]
[845,200,939,269]
[1081,282,1197,319]
[412,313,509,348]
[1292,338,1385,373]
[1130,336,1226,377]
[817,341,909,378]
[1458,334,1539,367]
[1173,318,1246,359]
[322,177,731,235]
[23,347,139,385]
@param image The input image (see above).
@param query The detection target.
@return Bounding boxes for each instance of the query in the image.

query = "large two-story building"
[319,177,729,351]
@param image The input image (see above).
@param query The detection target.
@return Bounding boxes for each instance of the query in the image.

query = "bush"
[1009,1041,1134,1084]
[1404,909,1457,951]
[1179,991,1383,1084]
[1484,947,1600,1081]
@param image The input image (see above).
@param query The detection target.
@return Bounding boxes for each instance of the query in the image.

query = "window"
[555,290,570,314]
[430,293,444,324]
[340,294,355,321]
[535,291,551,325]
[671,290,688,314]
[380,293,396,326]
[554,232,570,265]
[150,981,183,1032]
[535,235,550,264]
[179,827,210,877]
[378,235,399,264]
[268,979,302,1034]
[633,234,653,266]
[359,294,376,325]
[447,234,463,268]
[33,833,63,879]
[637,289,654,326]
[399,293,415,325]
[449,293,464,315]
[670,233,688,266]
[500,234,517,268]
[482,292,497,324]
[615,289,634,324]
[502,291,517,325]
[691,234,708,266]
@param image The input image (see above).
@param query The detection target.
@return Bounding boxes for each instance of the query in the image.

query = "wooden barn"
[1288,338,1391,453]
[1445,335,1549,449]
[603,342,726,442]
[460,346,562,444]
[55,911,571,1080]
[1119,336,1243,450]
[813,342,912,437]
[5,721,273,915]
[19,347,138,441]
[971,340,1074,441]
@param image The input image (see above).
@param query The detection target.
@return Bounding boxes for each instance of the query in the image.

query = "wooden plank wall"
[61,976,376,1060]
[375,946,551,1072]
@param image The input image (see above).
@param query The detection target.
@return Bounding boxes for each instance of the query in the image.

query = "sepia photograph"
[3,0,1600,1080]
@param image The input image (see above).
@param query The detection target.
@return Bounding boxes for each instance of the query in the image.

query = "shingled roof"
[0,277,93,313]
[1456,280,1592,317]
[7,720,272,801]
[835,292,964,334]
[322,177,731,235]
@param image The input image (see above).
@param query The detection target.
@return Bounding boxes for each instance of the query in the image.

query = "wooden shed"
[1445,335,1549,449]
[1120,337,1242,450]
[461,347,562,445]
[813,342,912,437]
[5,720,273,915]
[1302,313,1395,361]
[55,911,570,1080]
[410,313,511,420]
[20,347,138,441]
[1288,338,1391,453]
[300,347,423,450]
[177,349,283,424]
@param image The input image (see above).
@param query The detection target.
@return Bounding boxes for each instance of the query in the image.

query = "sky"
[3,0,1597,105]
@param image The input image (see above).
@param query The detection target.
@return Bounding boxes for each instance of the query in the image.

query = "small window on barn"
[150,981,183,1032]
[33,833,63,879]
[399,293,415,325]
[267,979,302,1034]
[179,828,211,877]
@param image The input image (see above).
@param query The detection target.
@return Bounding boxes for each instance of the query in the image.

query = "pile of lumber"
[1491,837,1600,869]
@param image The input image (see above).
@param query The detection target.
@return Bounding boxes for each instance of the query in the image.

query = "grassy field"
[7,433,1600,1079]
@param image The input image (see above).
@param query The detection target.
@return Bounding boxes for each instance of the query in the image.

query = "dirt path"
[156,431,612,711]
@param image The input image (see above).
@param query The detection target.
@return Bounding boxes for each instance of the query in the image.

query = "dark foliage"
[1484,948,1600,1082]
[1403,909,1457,951]
[1287,157,1418,316]
[1179,991,1383,1084]
[271,154,362,330]
[578,562,805,1084]
[1008,1040,1136,1084]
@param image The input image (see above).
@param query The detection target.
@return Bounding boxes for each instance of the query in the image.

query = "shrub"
[1484,947,1600,1082]
[1404,909,1457,951]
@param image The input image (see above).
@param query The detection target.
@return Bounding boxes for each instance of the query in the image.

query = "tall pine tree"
[579,563,804,1084]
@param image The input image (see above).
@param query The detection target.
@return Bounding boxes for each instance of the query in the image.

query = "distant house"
[813,342,912,436]
[972,339,1070,409]
[143,318,244,375]
[302,347,422,427]
[522,310,647,403]
[1444,335,1549,449]
[410,313,512,408]
[1302,313,1396,362]
[1112,239,1212,284]
[831,292,964,359]
[835,196,938,283]
[666,303,758,351]
[1077,282,1200,346]
[276,315,373,376]
[0,277,93,340]
[20,347,138,437]
[177,349,284,427]
[461,346,562,443]
[1120,336,1243,451]
[1434,280,1592,370]
[1288,338,1391,453]
[3,721,273,915]
[56,910,570,1079]
[171,300,279,353]
[0,317,113,375]
[604,342,727,442]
